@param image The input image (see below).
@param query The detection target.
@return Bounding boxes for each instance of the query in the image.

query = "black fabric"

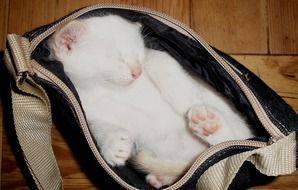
[216,49,298,134]
[3,7,298,190]
[179,146,266,190]
[227,161,275,190]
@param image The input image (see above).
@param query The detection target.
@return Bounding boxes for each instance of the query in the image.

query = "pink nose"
[131,66,142,79]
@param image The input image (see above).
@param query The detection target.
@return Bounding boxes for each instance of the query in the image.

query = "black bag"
[1,4,297,190]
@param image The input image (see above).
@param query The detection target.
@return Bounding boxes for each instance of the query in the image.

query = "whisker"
[142,31,154,40]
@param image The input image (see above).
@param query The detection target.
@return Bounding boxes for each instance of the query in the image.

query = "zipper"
[168,141,267,190]
[27,4,286,189]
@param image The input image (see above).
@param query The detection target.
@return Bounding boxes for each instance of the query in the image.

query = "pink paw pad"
[146,174,175,188]
[188,106,221,136]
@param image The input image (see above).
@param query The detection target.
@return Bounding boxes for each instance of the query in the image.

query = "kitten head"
[49,15,145,86]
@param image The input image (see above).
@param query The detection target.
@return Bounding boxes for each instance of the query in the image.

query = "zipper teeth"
[29,3,191,51]
[27,3,285,189]
[31,61,139,190]
[168,141,267,190]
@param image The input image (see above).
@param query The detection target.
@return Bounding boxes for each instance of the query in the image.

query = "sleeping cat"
[48,15,254,188]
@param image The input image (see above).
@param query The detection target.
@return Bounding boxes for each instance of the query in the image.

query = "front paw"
[187,105,221,137]
[101,131,133,166]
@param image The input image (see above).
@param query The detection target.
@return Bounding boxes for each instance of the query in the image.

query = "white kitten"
[49,15,254,188]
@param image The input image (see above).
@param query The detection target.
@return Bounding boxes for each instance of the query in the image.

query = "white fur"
[49,15,254,188]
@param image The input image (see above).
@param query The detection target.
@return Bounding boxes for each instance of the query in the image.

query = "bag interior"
[27,8,280,189]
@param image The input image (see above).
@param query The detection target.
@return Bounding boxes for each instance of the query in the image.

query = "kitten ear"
[53,20,86,53]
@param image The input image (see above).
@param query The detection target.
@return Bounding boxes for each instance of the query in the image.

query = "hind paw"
[146,174,176,188]
[188,105,221,136]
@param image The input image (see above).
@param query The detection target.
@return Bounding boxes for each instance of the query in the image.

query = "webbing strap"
[197,132,296,190]
[5,34,63,190]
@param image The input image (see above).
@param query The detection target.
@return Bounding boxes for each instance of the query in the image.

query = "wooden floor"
[1,0,298,189]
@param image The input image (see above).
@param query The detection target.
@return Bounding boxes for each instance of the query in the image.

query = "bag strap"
[197,132,297,190]
[4,34,63,190]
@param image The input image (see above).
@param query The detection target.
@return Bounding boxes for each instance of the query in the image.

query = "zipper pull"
[268,136,282,145]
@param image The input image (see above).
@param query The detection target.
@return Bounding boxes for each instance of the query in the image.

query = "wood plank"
[283,97,298,113]
[0,0,9,50]
[232,55,298,115]
[232,55,298,98]
[6,0,190,44]
[0,100,2,187]
[252,171,298,189]
[7,0,56,35]
[1,132,28,189]
[1,127,96,189]
[268,0,298,54]
[155,0,190,26]
[52,129,95,189]
[191,0,267,54]
[54,0,161,20]
[55,0,190,25]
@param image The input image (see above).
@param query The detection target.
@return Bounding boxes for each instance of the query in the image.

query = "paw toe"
[202,123,220,136]
[207,111,215,119]
[191,111,207,123]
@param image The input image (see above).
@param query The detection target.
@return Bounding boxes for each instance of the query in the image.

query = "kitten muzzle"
[130,65,142,79]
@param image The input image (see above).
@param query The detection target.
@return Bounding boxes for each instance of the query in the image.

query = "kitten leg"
[144,49,252,144]
[144,49,204,115]
[99,129,134,166]
[146,174,176,188]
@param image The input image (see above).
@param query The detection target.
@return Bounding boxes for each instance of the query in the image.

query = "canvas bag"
[1,4,297,190]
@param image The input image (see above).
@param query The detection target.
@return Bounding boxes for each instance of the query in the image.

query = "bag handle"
[197,132,296,190]
[4,34,63,190]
